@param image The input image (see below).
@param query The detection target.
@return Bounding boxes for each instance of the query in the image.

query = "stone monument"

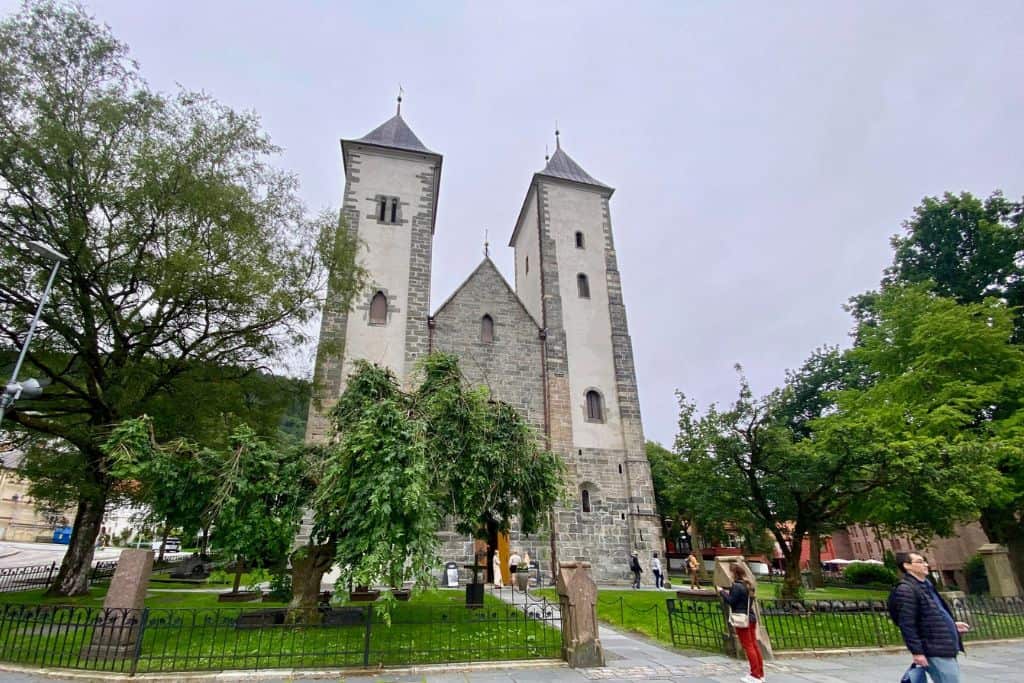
[713,555,774,661]
[555,561,604,667]
[978,543,1022,598]
[81,548,153,660]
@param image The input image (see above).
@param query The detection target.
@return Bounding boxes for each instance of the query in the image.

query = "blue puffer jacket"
[889,575,963,658]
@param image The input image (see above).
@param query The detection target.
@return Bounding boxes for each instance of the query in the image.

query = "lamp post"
[0,240,68,425]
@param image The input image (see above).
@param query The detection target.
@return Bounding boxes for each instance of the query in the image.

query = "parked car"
[151,537,181,553]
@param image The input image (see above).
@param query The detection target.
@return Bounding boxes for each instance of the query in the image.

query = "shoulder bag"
[729,591,751,628]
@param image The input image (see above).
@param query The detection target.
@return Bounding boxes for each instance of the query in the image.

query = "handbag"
[900,664,926,683]
[728,591,751,628]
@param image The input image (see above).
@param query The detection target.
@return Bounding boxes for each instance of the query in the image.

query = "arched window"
[378,198,387,222]
[369,291,387,325]
[390,197,398,223]
[481,314,494,343]
[585,390,604,422]
[577,273,590,298]
[575,231,585,248]
[581,489,591,513]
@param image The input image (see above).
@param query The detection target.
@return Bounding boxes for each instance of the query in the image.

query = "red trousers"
[736,625,764,679]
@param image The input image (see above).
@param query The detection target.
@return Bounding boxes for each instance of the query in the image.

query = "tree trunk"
[781,549,803,600]
[289,542,336,614]
[158,525,168,563]
[45,493,105,597]
[808,530,823,589]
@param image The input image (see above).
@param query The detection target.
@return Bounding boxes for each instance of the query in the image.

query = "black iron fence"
[0,599,562,674]
[0,553,192,594]
[666,595,1024,653]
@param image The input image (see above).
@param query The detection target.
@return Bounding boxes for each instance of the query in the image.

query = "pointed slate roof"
[432,257,541,329]
[352,114,435,154]
[537,146,610,190]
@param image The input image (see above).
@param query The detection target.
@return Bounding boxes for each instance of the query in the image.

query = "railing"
[0,553,193,594]
[666,595,1024,653]
[0,599,562,673]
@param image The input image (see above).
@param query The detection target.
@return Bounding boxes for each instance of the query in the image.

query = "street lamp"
[0,240,68,425]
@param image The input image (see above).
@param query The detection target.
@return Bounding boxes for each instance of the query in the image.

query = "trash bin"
[52,526,72,544]
[516,566,529,592]
[444,561,459,588]
[464,563,485,608]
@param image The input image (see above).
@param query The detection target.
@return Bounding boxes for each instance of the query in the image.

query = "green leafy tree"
[289,354,565,612]
[837,286,1020,573]
[0,2,361,595]
[852,191,1024,585]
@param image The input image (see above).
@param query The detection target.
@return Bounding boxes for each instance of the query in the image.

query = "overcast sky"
[8,1,1023,447]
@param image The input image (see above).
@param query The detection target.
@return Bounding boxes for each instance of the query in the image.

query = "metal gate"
[665,595,733,654]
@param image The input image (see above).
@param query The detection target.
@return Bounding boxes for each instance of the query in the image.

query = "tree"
[852,191,1024,584]
[288,354,565,612]
[0,2,361,595]
[834,287,1018,566]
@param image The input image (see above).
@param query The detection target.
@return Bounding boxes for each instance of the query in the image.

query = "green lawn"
[0,589,561,673]
[536,585,1024,653]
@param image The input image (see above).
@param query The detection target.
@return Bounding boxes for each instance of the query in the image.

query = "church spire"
[396,84,403,116]
[555,121,561,150]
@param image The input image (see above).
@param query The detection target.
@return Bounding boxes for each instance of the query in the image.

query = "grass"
[0,589,562,673]
[537,584,1024,653]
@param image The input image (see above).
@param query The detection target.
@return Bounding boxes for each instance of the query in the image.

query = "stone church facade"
[306,106,662,583]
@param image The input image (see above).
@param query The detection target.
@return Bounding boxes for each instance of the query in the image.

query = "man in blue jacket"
[889,552,970,682]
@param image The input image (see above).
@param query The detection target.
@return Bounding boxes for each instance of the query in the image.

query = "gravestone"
[978,544,1022,598]
[81,549,153,660]
[555,561,604,667]
[712,555,774,661]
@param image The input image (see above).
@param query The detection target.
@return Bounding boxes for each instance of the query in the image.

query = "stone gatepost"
[81,549,153,660]
[978,544,1022,598]
[713,555,774,661]
[555,561,605,667]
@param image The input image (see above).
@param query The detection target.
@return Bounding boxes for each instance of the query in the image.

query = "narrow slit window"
[378,198,387,222]
[369,291,387,325]
[575,231,585,248]
[525,256,529,274]
[585,390,604,422]
[481,314,494,344]
[581,489,591,513]
[390,198,398,223]
[577,273,590,298]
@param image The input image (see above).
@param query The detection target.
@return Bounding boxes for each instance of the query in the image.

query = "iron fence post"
[45,562,56,588]
[619,597,624,626]
[129,607,149,676]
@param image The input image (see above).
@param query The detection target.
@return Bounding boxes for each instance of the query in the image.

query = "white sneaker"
[741,675,764,683]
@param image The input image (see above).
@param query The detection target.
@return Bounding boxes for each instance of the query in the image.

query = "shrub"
[964,554,989,595]
[883,550,897,571]
[268,569,293,602]
[844,562,898,586]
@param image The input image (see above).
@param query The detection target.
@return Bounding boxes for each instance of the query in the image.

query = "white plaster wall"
[512,188,542,323]
[544,181,625,451]
[341,147,435,385]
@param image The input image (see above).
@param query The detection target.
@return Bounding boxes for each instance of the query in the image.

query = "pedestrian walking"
[629,551,642,589]
[719,562,764,683]
[888,551,970,683]
[492,550,503,588]
[509,550,521,589]
[651,551,664,589]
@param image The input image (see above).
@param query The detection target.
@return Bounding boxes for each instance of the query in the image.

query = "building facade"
[306,107,662,583]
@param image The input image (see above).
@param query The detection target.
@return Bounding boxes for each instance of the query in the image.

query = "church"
[305,103,662,584]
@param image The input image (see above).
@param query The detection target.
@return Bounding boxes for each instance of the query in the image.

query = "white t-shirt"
[509,553,522,566]
[651,557,662,572]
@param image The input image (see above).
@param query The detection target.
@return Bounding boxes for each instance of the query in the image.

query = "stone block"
[978,543,1022,597]
[555,561,604,667]
[81,548,153,660]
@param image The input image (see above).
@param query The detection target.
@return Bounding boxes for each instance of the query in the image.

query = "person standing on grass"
[651,551,664,589]
[492,550,503,588]
[889,551,969,683]
[719,562,764,683]
[687,552,701,589]
[629,551,643,588]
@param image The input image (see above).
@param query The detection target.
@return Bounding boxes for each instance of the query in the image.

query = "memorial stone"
[555,561,604,667]
[81,549,153,660]
[978,544,1022,598]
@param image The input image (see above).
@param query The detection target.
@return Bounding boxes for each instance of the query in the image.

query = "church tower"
[306,105,441,443]
[509,133,662,581]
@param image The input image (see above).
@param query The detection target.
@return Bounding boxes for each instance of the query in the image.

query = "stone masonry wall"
[431,257,550,574]
[601,196,663,559]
